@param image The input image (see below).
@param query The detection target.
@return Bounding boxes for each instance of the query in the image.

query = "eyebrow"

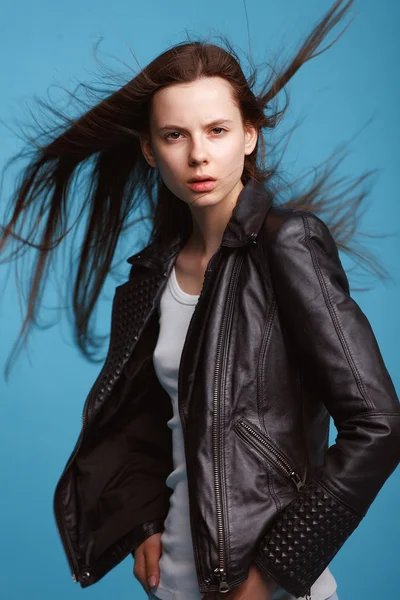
[158,118,234,132]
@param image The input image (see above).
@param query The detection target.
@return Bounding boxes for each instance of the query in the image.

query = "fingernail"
[148,575,157,588]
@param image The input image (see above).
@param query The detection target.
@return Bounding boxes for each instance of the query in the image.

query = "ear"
[139,135,157,168]
[244,124,258,156]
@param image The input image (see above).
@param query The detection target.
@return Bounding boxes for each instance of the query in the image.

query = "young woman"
[1,1,399,599]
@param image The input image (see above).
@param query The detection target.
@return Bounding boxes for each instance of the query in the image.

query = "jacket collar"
[127,179,273,270]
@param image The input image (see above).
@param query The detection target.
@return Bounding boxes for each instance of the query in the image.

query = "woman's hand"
[204,564,277,600]
[133,532,162,594]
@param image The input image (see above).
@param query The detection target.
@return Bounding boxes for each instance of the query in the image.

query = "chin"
[187,191,222,207]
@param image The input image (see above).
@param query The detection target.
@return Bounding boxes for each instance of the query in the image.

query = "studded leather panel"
[253,477,363,598]
[89,270,166,422]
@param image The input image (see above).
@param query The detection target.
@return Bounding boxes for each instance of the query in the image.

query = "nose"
[188,136,209,165]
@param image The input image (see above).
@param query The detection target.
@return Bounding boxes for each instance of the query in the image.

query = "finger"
[144,538,162,591]
[133,546,148,592]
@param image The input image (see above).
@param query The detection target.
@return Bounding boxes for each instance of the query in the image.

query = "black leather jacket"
[53,180,400,598]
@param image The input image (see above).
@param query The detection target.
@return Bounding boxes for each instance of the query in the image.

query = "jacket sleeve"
[252,210,400,598]
[130,520,165,559]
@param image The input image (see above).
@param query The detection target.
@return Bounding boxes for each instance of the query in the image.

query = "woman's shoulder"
[260,205,342,272]
[263,205,329,241]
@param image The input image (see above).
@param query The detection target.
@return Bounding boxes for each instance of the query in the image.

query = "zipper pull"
[305,586,312,599]
[290,471,305,491]
[214,567,230,593]
[249,231,258,244]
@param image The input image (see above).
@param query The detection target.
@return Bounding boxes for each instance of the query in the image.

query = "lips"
[187,179,217,192]
[188,177,215,183]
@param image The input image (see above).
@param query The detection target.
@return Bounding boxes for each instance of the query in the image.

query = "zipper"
[177,247,223,588]
[234,418,305,492]
[177,247,222,437]
[212,251,245,593]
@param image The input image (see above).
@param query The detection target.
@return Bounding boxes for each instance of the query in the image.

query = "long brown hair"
[0,0,389,377]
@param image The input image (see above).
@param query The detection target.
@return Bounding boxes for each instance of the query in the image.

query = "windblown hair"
[0,0,388,376]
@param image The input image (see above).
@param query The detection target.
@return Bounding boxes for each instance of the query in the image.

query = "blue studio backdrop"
[0,1,398,599]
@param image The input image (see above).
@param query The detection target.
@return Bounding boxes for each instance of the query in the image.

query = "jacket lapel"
[88,255,177,422]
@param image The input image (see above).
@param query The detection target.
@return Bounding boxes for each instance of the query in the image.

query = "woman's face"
[140,76,258,209]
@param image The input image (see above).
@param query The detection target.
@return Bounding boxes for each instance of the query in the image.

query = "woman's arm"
[252,210,400,598]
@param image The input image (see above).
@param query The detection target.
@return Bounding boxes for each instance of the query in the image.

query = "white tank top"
[151,264,337,600]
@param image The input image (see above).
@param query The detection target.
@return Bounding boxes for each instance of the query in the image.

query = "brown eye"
[166,132,181,140]
[165,128,225,141]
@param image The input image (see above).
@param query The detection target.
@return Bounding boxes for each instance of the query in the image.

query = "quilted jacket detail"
[253,477,363,598]
[53,179,400,596]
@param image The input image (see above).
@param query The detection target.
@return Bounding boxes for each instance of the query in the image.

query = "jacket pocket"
[233,417,305,492]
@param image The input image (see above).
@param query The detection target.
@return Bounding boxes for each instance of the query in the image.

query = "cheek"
[218,142,246,174]
[154,144,181,170]
[220,136,246,159]
[157,156,183,186]
[154,153,186,194]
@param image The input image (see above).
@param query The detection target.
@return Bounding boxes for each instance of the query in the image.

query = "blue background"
[0,1,398,599]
